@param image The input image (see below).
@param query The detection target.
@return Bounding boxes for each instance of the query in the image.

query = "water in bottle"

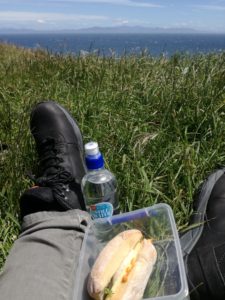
[81,141,119,219]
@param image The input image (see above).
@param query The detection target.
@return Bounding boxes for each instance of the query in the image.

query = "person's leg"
[0,101,89,300]
[180,168,225,300]
[0,210,90,300]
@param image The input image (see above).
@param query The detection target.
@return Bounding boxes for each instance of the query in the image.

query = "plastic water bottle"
[81,141,119,219]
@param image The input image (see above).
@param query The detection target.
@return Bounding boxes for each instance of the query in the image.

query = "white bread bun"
[87,229,143,300]
[105,239,157,300]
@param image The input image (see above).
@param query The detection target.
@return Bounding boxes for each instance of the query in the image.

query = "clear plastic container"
[73,203,189,300]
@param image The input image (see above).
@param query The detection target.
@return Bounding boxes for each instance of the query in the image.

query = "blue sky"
[0,0,225,32]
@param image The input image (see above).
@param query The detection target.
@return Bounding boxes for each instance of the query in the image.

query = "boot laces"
[32,137,73,200]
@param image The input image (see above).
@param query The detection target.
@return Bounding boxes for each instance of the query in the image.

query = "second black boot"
[180,168,225,300]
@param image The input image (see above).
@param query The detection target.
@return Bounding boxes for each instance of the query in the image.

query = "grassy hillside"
[0,43,225,269]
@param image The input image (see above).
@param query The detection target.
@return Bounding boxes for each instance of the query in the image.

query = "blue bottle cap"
[85,141,104,170]
[85,153,104,170]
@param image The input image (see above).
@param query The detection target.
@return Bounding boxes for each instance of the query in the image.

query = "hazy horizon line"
[0,25,225,34]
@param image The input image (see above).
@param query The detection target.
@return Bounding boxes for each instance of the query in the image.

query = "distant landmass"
[0,25,205,34]
[68,25,198,34]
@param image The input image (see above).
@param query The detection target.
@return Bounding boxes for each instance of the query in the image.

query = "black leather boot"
[180,168,225,300]
[20,100,86,218]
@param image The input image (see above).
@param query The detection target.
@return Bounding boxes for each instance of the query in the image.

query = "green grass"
[0,43,225,269]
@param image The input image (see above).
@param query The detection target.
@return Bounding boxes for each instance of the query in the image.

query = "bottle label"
[89,202,113,219]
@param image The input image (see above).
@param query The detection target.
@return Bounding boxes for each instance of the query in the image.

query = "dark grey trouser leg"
[0,210,90,300]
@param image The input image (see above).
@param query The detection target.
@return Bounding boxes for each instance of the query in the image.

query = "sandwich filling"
[104,240,143,299]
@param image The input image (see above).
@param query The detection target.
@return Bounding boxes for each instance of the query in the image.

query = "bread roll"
[105,239,157,300]
[87,229,143,300]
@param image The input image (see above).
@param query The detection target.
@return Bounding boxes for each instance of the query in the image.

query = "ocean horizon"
[0,33,225,56]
